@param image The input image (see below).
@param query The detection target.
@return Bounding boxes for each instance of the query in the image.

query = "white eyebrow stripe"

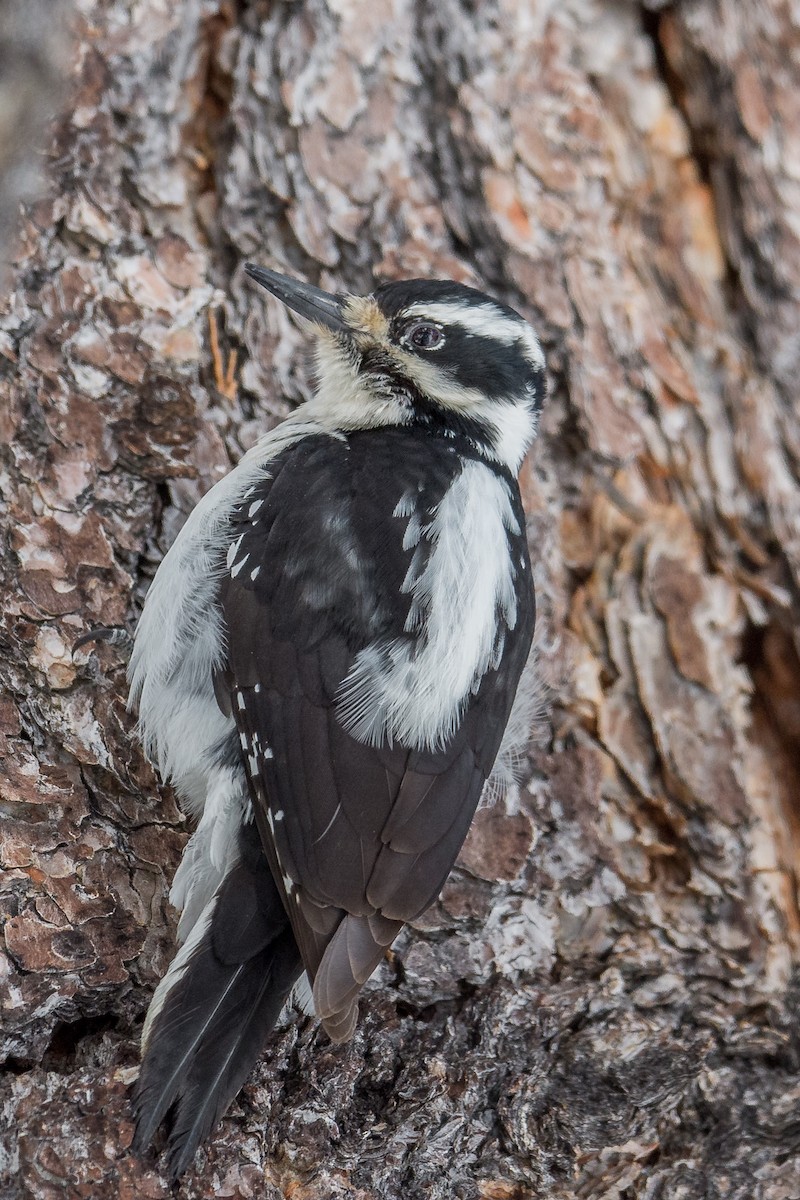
[403,301,518,341]
[401,301,545,369]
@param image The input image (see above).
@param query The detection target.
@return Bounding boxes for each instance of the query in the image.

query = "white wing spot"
[239,731,249,750]
[249,499,264,519]
[264,747,274,760]
[236,691,246,712]
[231,553,249,578]
[254,683,262,694]
[226,533,244,569]
[273,809,284,822]
[250,566,261,581]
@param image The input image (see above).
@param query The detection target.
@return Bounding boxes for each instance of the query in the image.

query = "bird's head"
[245,265,546,471]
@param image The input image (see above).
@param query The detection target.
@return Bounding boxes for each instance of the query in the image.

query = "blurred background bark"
[1,1,800,1197]
[0,0,70,288]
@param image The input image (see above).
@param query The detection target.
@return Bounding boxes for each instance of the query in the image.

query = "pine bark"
[2,2,800,1197]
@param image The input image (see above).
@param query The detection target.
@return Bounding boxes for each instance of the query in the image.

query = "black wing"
[216,428,534,1039]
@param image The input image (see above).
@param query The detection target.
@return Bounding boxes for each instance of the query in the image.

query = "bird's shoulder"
[219,424,525,645]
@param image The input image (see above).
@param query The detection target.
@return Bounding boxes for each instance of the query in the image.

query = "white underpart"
[130,418,324,797]
[402,299,546,370]
[128,414,343,946]
[169,766,250,941]
[336,460,519,750]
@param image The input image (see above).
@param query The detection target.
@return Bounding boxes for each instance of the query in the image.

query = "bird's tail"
[132,820,302,1181]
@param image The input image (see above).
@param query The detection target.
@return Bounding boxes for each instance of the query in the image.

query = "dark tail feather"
[132,822,302,1181]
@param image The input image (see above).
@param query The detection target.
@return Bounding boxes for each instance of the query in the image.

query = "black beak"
[244,264,349,334]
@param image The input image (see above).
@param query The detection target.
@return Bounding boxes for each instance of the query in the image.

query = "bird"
[127,265,546,1179]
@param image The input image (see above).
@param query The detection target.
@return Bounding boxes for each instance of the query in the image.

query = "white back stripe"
[336,461,519,750]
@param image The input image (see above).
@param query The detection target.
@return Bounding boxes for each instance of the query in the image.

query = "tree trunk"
[2,1,800,1197]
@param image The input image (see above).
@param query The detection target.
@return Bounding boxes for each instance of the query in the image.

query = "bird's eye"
[405,322,444,351]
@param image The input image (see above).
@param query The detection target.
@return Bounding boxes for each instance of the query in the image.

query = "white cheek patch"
[336,461,519,751]
[386,347,537,471]
[388,346,491,414]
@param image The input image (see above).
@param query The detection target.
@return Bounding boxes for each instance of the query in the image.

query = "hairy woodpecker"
[129,267,545,1178]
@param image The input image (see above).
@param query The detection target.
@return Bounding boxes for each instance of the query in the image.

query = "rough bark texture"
[1,1,800,1197]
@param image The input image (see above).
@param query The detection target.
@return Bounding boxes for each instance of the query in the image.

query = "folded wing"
[217,429,534,1038]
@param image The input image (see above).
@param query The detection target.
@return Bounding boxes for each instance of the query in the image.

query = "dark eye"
[406,322,444,351]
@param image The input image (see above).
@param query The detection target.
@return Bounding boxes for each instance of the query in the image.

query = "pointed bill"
[244,264,349,333]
